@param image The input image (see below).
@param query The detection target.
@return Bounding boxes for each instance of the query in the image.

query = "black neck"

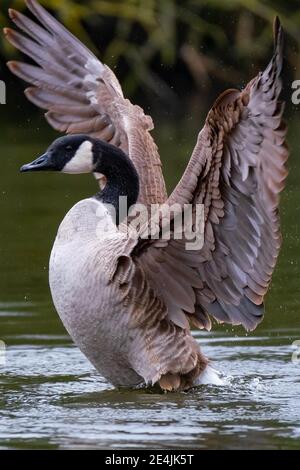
[93,141,140,225]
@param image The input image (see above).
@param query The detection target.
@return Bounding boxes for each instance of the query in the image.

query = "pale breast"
[49,198,143,387]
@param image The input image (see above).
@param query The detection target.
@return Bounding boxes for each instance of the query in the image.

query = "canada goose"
[5,1,288,391]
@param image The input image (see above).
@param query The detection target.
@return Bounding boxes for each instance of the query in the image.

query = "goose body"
[49,198,206,388]
[49,198,144,387]
[5,1,289,391]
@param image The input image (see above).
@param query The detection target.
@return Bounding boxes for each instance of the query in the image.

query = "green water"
[0,118,299,449]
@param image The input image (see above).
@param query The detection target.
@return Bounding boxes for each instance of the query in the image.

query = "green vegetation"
[0,0,299,106]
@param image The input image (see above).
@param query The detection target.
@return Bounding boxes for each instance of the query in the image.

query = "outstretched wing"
[135,17,288,331]
[4,0,167,205]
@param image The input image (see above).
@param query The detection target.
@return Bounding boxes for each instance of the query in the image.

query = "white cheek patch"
[63,141,94,174]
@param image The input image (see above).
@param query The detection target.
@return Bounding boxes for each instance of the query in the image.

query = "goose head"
[20,134,140,223]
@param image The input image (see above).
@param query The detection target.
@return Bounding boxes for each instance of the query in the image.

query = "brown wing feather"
[4,0,167,205]
[137,17,288,331]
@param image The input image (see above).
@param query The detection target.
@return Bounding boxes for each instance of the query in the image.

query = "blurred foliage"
[0,0,299,108]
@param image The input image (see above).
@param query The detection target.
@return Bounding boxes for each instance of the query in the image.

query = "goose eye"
[65,145,73,152]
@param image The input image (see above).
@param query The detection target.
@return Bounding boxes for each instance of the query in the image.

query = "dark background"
[0,0,300,121]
